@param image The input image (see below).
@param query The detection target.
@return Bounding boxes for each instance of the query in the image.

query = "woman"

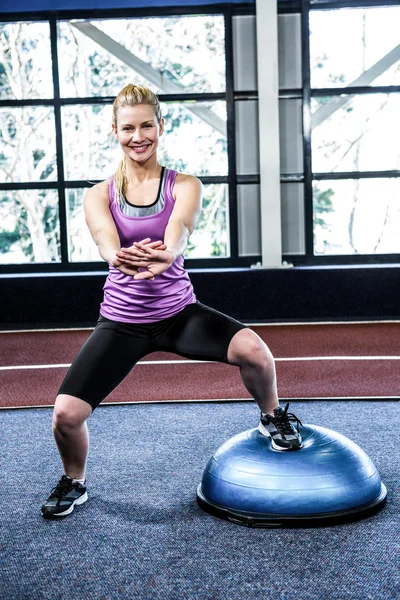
[41,84,302,519]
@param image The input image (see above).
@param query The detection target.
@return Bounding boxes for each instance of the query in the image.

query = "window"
[58,18,226,98]
[310,7,400,89]
[0,9,246,271]
[0,22,60,265]
[309,4,400,261]
[4,2,399,271]
[313,178,400,256]
[0,22,53,100]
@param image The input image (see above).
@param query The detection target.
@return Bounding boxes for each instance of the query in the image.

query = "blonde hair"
[112,84,162,201]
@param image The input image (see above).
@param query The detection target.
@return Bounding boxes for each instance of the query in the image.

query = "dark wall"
[2,266,399,329]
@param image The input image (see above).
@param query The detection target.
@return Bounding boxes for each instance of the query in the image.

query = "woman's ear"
[159,118,165,137]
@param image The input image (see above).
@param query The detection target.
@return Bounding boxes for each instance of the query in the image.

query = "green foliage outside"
[313,186,334,251]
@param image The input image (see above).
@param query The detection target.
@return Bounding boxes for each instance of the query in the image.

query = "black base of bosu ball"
[197,425,387,528]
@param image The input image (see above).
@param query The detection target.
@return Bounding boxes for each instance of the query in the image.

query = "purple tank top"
[100,168,196,323]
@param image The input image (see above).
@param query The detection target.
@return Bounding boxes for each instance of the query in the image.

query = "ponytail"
[113,156,128,204]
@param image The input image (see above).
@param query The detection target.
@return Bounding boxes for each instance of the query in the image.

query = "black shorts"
[58,302,248,410]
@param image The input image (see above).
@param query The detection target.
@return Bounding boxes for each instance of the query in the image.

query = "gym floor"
[0,320,399,599]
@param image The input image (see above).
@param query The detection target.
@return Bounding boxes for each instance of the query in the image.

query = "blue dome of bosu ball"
[197,425,387,527]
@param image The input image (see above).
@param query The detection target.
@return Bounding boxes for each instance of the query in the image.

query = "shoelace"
[49,475,74,499]
[273,403,303,435]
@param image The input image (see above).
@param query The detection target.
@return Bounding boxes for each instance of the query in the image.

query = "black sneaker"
[258,403,303,451]
[41,475,88,519]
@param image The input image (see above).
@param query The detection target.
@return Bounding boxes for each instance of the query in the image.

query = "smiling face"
[113,104,165,164]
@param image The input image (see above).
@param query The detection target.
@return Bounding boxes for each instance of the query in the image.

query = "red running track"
[1,322,399,408]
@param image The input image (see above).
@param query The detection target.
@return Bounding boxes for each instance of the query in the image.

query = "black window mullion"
[49,16,68,266]
[224,7,239,261]
[312,85,400,96]
[314,170,400,180]
[301,0,313,258]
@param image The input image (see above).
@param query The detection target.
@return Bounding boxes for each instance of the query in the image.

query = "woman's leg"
[156,302,302,450]
[157,303,278,414]
[149,303,302,451]
[42,319,155,517]
[53,318,153,477]
[52,394,93,480]
[227,328,279,416]
[226,327,302,449]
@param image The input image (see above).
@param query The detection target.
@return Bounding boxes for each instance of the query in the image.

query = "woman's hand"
[112,238,167,279]
[116,240,175,280]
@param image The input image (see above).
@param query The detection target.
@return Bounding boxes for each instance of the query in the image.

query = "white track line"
[246,319,400,327]
[1,319,400,334]
[275,356,400,362]
[0,359,212,371]
[1,395,399,411]
[1,355,400,371]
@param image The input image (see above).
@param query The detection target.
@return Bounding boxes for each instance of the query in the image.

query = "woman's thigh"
[156,302,248,363]
[58,318,153,410]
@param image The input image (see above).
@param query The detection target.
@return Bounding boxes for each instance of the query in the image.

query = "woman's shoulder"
[172,172,203,199]
[84,179,112,203]
[173,171,201,184]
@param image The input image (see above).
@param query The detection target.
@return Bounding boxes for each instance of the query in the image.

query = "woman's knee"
[227,329,271,367]
[53,394,92,431]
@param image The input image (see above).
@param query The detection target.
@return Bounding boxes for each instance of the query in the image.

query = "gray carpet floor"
[1,400,399,600]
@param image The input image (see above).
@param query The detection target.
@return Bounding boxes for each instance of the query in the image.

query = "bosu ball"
[197,424,387,527]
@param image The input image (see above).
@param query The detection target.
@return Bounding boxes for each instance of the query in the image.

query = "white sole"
[42,492,88,518]
[258,423,302,451]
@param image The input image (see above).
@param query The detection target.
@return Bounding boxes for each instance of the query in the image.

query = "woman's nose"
[132,130,145,142]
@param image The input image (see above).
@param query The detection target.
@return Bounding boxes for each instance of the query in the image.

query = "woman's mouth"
[130,145,151,154]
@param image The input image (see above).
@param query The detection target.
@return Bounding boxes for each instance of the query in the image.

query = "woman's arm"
[83,181,121,265]
[116,175,203,280]
[84,181,165,276]
[164,174,203,259]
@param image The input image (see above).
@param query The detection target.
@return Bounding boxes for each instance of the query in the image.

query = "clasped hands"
[114,237,175,280]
